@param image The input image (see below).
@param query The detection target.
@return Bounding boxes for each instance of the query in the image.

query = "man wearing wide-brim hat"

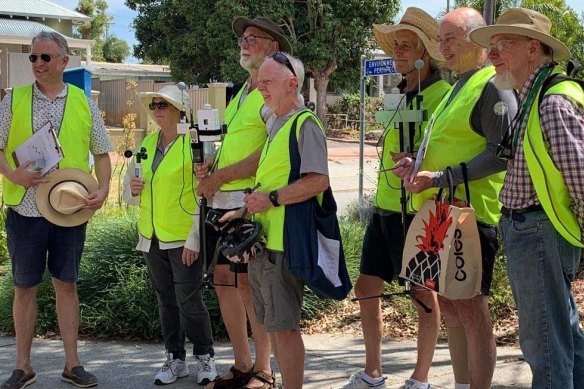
[470,8,584,388]
[340,7,450,389]
[190,15,291,389]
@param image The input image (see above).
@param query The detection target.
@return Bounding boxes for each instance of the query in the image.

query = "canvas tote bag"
[400,164,482,300]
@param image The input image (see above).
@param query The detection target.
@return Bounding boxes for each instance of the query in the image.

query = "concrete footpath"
[0,334,531,388]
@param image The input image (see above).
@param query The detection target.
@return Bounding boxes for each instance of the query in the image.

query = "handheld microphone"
[124,147,148,177]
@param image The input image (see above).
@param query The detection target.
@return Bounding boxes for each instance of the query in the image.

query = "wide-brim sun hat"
[232,16,292,53]
[470,7,570,61]
[139,84,192,124]
[373,7,444,62]
[36,168,99,227]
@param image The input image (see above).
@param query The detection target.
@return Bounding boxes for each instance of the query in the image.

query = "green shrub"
[327,92,384,133]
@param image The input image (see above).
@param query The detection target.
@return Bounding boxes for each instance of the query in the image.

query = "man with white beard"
[471,8,584,389]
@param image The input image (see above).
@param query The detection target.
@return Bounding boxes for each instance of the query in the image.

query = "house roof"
[0,18,94,49]
[83,61,171,78]
[0,0,90,23]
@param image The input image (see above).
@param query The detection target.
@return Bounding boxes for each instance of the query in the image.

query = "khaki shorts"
[248,250,304,332]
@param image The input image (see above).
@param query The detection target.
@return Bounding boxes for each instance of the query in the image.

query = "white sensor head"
[414,59,425,70]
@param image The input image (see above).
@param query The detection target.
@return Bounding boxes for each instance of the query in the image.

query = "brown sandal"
[212,366,254,389]
[241,370,276,389]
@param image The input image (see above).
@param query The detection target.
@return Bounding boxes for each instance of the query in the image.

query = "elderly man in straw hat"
[123,84,217,386]
[192,16,290,389]
[0,31,111,389]
[470,8,584,388]
[339,8,450,389]
[394,7,519,388]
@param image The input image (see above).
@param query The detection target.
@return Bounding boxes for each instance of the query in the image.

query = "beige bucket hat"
[232,16,291,53]
[373,7,444,62]
[139,84,192,124]
[36,168,99,227]
[470,8,570,61]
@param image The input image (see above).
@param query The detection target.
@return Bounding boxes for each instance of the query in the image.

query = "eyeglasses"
[487,38,529,54]
[270,52,297,78]
[237,35,273,47]
[148,102,169,110]
[28,53,61,63]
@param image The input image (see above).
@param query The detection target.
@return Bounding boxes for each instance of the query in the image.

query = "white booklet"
[410,113,436,182]
[12,121,64,176]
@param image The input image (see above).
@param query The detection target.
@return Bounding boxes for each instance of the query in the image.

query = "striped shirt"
[499,62,584,230]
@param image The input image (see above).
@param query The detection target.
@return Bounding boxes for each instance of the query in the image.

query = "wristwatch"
[268,190,281,207]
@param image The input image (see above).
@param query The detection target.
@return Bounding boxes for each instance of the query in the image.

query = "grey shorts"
[248,250,304,332]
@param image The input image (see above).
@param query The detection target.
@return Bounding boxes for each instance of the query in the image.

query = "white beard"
[493,70,517,90]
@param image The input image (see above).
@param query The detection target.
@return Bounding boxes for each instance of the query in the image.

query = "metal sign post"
[358,57,398,222]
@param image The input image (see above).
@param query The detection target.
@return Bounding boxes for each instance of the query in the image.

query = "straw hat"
[36,168,99,227]
[232,16,291,53]
[373,7,444,62]
[138,84,191,124]
[470,8,570,61]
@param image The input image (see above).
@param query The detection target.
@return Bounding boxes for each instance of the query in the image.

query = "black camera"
[205,209,226,229]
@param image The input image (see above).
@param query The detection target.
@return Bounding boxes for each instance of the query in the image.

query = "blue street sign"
[364,58,396,76]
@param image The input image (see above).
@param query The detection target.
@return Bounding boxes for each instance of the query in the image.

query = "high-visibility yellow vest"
[3,84,91,206]
[216,82,267,191]
[137,132,198,242]
[412,66,504,225]
[523,67,584,247]
[374,78,451,212]
[254,110,325,251]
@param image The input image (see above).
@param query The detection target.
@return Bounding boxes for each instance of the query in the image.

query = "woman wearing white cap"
[123,85,217,386]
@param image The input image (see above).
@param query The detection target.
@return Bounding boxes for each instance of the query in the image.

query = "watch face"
[269,191,279,206]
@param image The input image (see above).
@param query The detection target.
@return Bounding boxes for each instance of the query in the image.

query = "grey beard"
[493,70,517,90]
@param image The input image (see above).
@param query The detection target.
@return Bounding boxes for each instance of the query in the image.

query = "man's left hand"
[245,191,272,214]
[182,247,199,266]
[84,187,109,210]
[404,171,435,193]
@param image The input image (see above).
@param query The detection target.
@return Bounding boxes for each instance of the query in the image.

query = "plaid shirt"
[500,63,584,231]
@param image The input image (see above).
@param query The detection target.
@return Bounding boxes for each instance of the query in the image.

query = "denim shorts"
[6,208,87,288]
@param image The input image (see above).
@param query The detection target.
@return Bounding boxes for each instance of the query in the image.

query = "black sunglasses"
[148,102,170,110]
[28,53,61,63]
[270,52,296,78]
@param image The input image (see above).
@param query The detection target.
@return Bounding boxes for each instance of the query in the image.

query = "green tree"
[126,0,399,124]
[103,35,131,63]
[74,0,112,62]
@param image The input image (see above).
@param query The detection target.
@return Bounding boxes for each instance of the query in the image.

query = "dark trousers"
[143,237,214,359]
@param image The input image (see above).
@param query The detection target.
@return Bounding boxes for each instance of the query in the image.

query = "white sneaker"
[154,352,189,385]
[339,371,387,389]
[400,378,430,389]
[194,354,218,385]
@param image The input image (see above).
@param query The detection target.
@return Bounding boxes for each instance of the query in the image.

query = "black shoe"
[1,370,36,389]
[61,366,97,388]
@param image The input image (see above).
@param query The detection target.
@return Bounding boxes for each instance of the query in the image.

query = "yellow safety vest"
[3,84,91,206]
[137,132,198,242]
[523,67,584,247]
[412,66,504,225]
[254,110,325,251]
[374,78,451,212]
[216,82,267,191]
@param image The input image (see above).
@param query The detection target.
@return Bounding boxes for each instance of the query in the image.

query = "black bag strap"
[460,162,471,205]
[538,73,584,106]
[436,166,454,204]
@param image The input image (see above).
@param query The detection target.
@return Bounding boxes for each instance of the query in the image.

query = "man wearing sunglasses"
[244,52,329,389]
[192,16,290,389]
[0,31,111,389]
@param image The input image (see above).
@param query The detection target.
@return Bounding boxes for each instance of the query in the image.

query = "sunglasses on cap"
[28,53,61,63]
[270,52,297,78]
[149,102,170,110]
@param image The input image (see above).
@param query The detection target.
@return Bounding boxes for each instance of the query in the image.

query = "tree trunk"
[313,72,330,130]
